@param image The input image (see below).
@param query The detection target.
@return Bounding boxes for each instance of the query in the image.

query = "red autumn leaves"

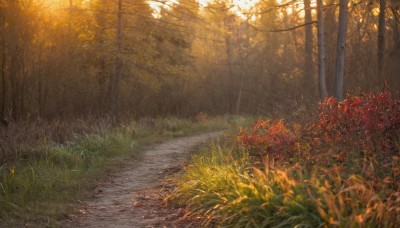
[238,92,400,166]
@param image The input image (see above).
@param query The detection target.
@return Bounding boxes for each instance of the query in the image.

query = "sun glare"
[39,0,91,10]
[230,0,260,20]
[147,0,260,20]
[39,0,64,8]
[233,0,259,11]
[275,0,317,18]
[146,0,179,18]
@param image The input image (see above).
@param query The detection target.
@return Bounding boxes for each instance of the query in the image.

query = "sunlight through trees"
[0,0,399,120]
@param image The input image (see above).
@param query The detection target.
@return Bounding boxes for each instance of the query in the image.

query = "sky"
[147,0,261,20]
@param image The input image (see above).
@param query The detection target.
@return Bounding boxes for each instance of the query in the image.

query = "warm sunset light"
[230,0,260,20]
[275,0,317,18]
[196,0,259,10]
[146,0,179,18]
[147,0,260,20]
[1,0,397,226]
[38,0,64,8]
[39,0,91,9]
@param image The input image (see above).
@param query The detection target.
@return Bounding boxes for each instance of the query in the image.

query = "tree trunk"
[109,0,123,123]
[392,7,399,50]
[304,0,314,96]
[377,0,385,76]
[334,0,348,101]
[225,35,235,114]
[236,74,244,115]
[1,50,6,121]
[94,0,108,111]
[0,17,6,121]
[10,48,21,120]
[0,10,4,121]
[317,0,328,99]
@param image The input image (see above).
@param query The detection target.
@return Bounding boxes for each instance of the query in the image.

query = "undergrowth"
[0,115,239,226]
[170,92,400,227]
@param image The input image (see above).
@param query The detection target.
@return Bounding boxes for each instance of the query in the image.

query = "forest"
[1,0,398,121]
[0,0,399,227]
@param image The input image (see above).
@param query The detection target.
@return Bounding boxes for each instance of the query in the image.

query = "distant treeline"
[0,0,399,121]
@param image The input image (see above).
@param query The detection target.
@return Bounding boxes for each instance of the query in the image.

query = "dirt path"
[65,132,223,228]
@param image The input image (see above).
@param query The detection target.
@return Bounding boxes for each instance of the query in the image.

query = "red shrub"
[311,91,400,156]
[237,92,399,192]
[237,120,296,161]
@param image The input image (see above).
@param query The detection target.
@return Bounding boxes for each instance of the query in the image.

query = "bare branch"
[249,21,317,33]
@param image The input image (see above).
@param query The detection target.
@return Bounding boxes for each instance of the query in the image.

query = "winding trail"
[66,131,223,228]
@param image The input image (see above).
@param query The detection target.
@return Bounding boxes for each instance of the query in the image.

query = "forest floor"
[63,131,223,227]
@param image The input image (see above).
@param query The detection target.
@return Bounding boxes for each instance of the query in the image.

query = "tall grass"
[0,115,241,226]
[170,143,400,227]
[170,145,321,227]
[170,93,400,227]
[0,128,136,225]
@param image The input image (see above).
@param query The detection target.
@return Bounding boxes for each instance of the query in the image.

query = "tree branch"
[250,21,317,33]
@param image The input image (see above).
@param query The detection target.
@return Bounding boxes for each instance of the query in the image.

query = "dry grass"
[0,115,236,226]
[170,92,400,227]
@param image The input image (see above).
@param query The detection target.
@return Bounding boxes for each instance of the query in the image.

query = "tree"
[0,0,398,120]
[108,0,123,123]
[334,0,349,101]
[304,0,314,96]
[377,0,386,76]
[317,0,328,99]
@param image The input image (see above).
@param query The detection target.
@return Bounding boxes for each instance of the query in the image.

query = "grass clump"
[171,144,400,227]
[171,145,321,227]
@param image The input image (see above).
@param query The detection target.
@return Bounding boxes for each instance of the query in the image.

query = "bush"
[237,120,297,162]
[306,92,400,187]
[237,92,400,183]
[311,91,400,157]
[172,91,400,227]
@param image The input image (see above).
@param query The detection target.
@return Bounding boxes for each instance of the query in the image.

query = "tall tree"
[317,0,328,99]
[225,17,235,114]
[0,3,6,121]
[377,0,386,76]
[304,0,314,96]
[334,0,349,101]
[108,0,123,122]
